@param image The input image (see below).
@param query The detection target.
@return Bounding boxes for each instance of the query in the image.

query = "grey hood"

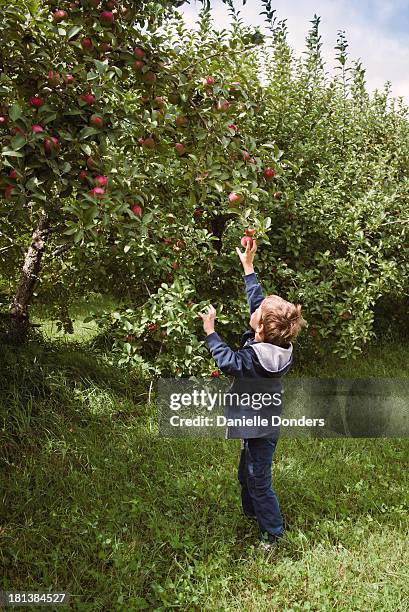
[249,341,293,373]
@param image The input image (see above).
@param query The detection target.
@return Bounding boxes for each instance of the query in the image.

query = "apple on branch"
[100,11,114,25]
[228,192,243,206]
[89,114,104,128]
[29,96,44,108]
[81,37,93,51]
[263,167,275,180]
[94,175,108,187]
[134,47,146,59]
[52,9,68,23]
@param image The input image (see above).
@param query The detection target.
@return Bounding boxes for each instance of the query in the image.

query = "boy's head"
[250,295,307,346]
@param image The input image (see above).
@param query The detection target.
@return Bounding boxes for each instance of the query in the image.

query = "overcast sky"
[177,0,409,105]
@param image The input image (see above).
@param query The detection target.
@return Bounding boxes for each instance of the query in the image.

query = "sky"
[177,0,409,105]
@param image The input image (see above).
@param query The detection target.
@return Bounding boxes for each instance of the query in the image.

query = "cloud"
[178,0,409,104]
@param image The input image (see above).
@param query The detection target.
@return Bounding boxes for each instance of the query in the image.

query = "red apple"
[79,93,94,105]
[175,143,185,155]
[143,71,156,84]
[228,192,243,205]
[81,37,93,50]
[153,96,165,109]
[94,175,108,187]
[48,70,61,86]
[44,136,60,154]
[168,92,180,105]
[79,170,88,181]
[132,204,142,216]
[142,137,155,149]
[133,47,145,59]
[242,150,251,161]
[0,115,8,126]
[86,156,96,169]
[211,370,220,378]
[9,170,18,180]
[5,184,14,199]
[31,124,44,133]
[53,9,68,23]
[274,191,282,200]
[263,167,275,180]
[65,74,75,85]
[147,323,157,332]
[175,116,188,128]
[29,96,44,108]
[10,126,24,135]
[219,99,230,112]
[245,227,256,237]
[202,76,215,86]
[133,60,144,72]
[89,187,105,197]
[89,114,103,128]
[100,10,114,25]
[99,42,111,53]
[241,236,253,249]
[228,123,238,131]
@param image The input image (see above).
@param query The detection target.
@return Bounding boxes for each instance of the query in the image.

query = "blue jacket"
[206,272,293,439]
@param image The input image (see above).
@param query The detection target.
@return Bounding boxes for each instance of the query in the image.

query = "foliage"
[1,3,409,370]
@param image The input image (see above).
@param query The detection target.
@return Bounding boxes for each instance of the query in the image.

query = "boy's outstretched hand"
[236,239,257,275]
[198,305,217,336]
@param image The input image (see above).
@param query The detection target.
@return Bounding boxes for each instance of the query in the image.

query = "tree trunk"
[8,213,50,343]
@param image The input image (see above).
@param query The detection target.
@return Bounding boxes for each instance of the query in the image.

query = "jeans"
[238,437,284,542]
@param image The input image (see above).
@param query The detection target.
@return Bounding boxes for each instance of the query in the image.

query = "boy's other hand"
[198,304,217,335]
[236,239,257,275]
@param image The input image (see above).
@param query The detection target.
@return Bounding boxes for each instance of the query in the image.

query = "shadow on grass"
[1,333,409,609]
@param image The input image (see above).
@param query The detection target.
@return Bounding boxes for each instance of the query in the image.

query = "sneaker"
[258,532,285,550]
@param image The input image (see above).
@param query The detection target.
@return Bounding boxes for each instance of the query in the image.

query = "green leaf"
[10,134,26,150]
[9,103,22,121]
[78,126,102,140]
[1,150,24,157]
[80,144,92,156]
[67,24,82,40]
[63,226,79,236]
[94,59,108,75]
[74,229,84,244]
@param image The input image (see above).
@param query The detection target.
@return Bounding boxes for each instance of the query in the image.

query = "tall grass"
[1,314,409,610]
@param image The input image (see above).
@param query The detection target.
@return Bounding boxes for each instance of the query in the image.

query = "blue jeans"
[238,438,284,542]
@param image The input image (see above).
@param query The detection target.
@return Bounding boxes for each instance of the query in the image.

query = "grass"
[1,302,409,610]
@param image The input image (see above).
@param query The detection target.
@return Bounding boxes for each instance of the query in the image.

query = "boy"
[199,240,306,549]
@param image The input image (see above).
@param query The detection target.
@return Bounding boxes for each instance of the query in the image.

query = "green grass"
[30,293,120,343]
[1,314,409,610]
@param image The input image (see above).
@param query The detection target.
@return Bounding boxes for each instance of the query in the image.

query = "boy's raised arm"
[236,240,265,314]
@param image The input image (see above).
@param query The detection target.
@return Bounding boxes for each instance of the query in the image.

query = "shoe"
[258,532,285,551]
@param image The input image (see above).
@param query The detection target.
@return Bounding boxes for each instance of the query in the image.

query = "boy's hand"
[198,305,217,335]
[236,239,257,275]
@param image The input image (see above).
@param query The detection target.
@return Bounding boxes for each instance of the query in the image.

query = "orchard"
[1,1,409,376]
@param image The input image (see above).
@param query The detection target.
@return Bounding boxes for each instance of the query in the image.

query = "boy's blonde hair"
[260,295,307,346]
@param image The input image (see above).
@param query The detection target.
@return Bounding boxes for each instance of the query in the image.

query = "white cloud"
[178,0,409,104]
